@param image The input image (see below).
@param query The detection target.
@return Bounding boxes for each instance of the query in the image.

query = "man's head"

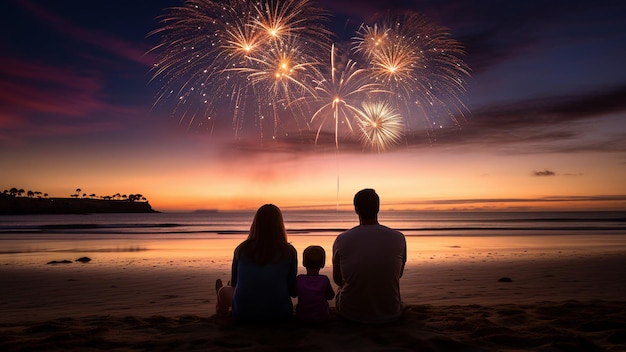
[354,188,380,220]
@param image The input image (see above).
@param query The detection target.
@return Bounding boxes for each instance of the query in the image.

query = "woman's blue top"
[231,242,297,322]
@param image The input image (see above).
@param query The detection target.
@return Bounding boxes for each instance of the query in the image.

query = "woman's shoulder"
[234,240,253,257]
[286,243,297,257]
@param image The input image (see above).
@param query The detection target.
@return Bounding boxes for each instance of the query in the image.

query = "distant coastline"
[0,194,156,215]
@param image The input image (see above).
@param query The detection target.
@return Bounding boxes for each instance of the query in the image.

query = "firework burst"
[149,0,330,135]
[253,0,330,47]
[356,101,404,152]
[306,44,388,148]
[353,11,470,134]
[233,37,320,107]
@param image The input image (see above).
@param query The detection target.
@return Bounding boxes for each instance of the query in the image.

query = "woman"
[216,204,297,322]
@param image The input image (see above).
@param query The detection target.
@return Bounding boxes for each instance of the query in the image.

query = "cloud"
[0,58,105,117]
[470,85,626,130]
[0,57,150,142]
[416,85,626,153]
[291,194,626,210]
[385,194,626,207]
[533,170,556,177]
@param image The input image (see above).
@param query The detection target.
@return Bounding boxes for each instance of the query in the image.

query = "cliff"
[0,194,156,214]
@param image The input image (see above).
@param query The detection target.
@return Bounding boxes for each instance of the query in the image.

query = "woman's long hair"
[243,204,290,265]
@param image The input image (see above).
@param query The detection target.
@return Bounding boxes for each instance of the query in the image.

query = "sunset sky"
[2,0,625,212]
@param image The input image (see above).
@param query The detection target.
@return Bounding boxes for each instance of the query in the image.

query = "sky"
[2,0,626,212]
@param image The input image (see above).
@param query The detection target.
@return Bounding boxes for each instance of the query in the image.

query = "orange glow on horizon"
[3,140,624,213]
[146,194,626,213]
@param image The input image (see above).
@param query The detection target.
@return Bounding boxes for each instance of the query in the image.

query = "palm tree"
[27,190,34,198]
[9,188,18,196]
[17,189,25,197]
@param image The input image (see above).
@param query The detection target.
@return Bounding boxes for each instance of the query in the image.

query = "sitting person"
[332,188,407,324]
[215,204,297,322]
[295,245,335,322]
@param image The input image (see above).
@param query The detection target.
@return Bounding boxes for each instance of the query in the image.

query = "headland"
[0,193,156,214]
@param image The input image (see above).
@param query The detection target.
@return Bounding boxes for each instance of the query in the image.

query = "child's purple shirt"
[296,274,331,321]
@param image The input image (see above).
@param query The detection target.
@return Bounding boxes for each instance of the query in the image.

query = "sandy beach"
[1,241,625,351]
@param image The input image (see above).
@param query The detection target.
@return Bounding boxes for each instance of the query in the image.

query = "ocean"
[1,210,625,267]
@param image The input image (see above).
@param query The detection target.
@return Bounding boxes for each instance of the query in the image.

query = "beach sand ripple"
[1,301,625,351]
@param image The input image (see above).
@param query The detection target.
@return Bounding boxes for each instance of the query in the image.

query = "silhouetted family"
[215,188,407,324]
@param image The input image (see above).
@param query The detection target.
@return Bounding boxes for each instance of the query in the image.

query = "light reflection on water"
[1,211,625,267]
[3,233,626,269]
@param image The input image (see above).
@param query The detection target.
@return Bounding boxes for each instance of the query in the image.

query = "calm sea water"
[1,210,625,237]
[1,211,625,266]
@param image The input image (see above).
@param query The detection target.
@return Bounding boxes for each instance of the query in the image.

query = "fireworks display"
[356,101,404,152]
[150,0,469,151]
[307,44,388,148]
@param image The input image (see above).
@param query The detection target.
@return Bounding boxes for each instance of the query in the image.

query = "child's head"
[302,245,326,270]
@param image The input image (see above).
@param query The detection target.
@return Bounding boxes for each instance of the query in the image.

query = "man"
[332,188,407,323]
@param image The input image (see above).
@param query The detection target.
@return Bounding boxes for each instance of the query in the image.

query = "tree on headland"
[2,186,148,203]
[128,194,146,202]
[71,188,82,198]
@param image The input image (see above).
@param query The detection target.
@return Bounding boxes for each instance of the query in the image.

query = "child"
[295,245,335,322]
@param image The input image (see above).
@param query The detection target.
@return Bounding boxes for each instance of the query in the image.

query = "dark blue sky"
[3,0,625,145]
[2,0,625,210]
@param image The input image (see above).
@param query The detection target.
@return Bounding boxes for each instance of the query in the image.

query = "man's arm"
[332,253,343,287]
[399,237,407,278]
